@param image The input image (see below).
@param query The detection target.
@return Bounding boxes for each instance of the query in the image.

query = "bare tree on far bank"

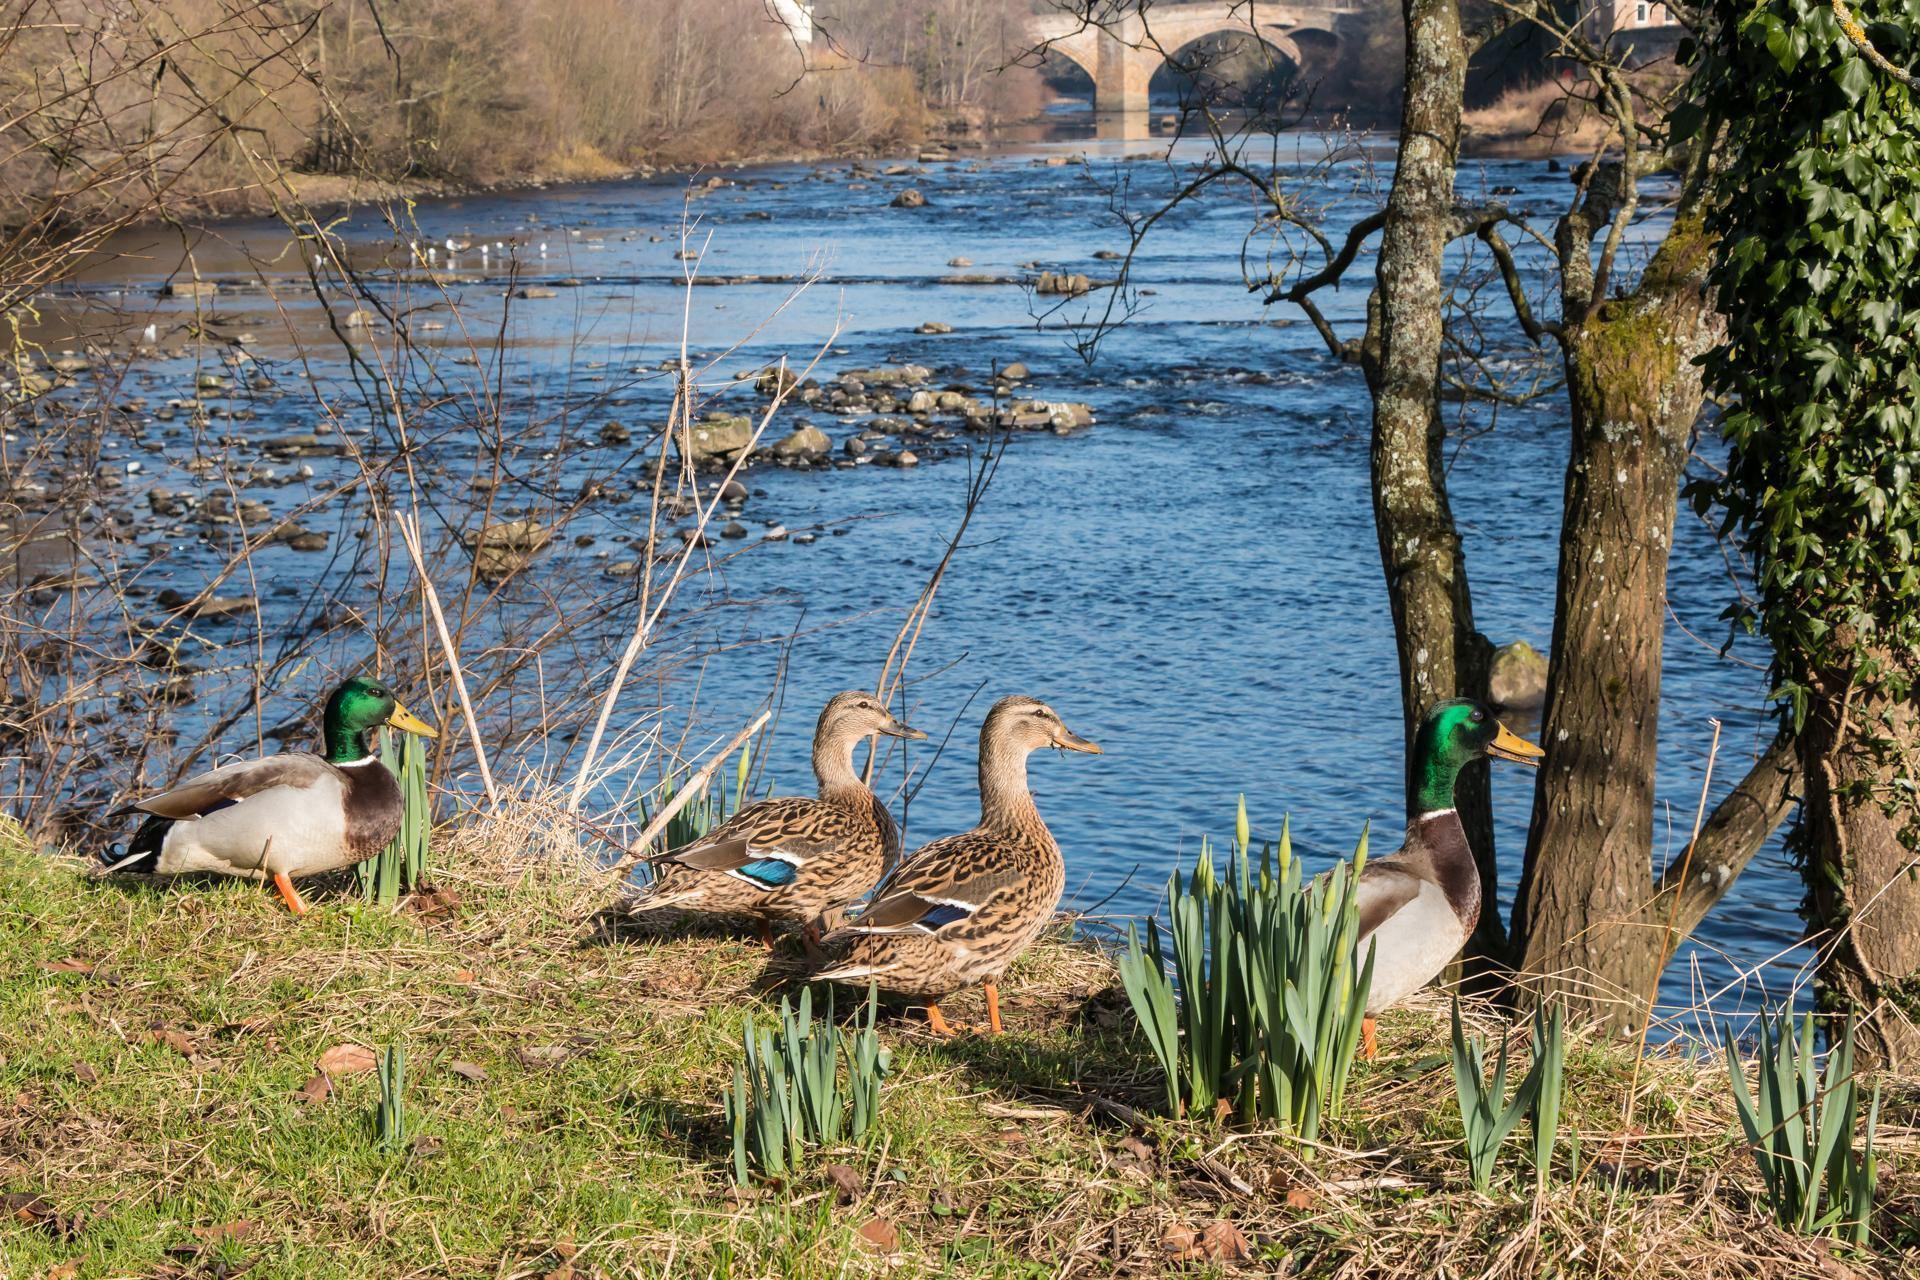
[0,0,1047,230]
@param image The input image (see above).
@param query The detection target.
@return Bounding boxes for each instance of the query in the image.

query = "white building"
[767,0,813,44]
[1589,0,1678,39]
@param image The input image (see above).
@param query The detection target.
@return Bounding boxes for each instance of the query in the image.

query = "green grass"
[0,818,1913,1279]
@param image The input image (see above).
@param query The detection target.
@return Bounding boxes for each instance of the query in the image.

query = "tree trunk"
[1510,218,1724,1029]
[1367,0,1500,963]
[1801,658,1920,1067]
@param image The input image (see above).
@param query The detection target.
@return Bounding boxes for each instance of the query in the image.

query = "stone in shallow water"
[772,425,829,461]
[1490,640,1548,710]
[676,414,754,466]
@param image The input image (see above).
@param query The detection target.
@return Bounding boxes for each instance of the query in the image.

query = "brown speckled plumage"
[631,691,918,931]
[815,695,1100,1005]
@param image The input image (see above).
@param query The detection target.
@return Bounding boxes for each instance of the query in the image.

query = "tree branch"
[1651,732,1802,937]
[1476,222,1563,345]
[1264,207,1387,325]
[1831,0,1918,89]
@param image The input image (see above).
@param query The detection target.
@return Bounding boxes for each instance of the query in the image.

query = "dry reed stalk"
[394,508,498,805]
[602,708,772,879]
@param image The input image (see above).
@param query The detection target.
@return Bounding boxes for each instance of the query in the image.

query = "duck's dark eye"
[1470,708,1485,723]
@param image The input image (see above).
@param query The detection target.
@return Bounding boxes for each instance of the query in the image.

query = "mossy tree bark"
[1510,214,1731,1029]
[1800,661,1920,1066]
[1364,0,1501,967]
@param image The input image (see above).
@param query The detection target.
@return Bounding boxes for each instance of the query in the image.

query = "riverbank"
[133,116,1002,228]
[1,814,1909,1277]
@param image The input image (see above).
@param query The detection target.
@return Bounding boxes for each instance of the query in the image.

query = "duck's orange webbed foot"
[271,871,308,916]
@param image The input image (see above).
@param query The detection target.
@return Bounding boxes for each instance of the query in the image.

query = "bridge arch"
[1026,4,1346,127]
[1150,26,1306,109]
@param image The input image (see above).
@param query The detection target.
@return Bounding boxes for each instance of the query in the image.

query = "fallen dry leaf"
[1162,1219,1253,1262]
[193,1219,253,1243]
[295,1073,332,1105]
[448,1060,488,1083]
[857,1217,898,1252]
[46,1261,80,1280]
[543,1265,573,1280]
[148,1026,198,1057]
[410,1135,444,1158]
[993,1127,1026,1146]
[405,886,462,919]
[824,1163,862,1203]
[1118,1134,1153,1162]
[71,1062,99,1086]
[514,1044,571,1068]
[6,1193,54,1226]
[1283,1185,1319,1211]
[1199,1220,1253,1261]
[41,957,93,974]
[5,1192,80,1241]
[314,1044,377,1076]
[452,968,476,984]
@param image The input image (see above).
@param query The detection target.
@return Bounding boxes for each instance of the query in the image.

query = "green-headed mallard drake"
[100,676,439,914]
[1355,697,1542,1056]
[631,691,924,947]
[812,695,1101,1036]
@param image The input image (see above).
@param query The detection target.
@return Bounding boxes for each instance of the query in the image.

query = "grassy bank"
[0,812,1911,1278]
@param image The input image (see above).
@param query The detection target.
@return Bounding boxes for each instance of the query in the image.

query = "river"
[22,130,1803,1031]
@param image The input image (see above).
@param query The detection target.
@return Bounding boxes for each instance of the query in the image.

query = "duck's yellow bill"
[387,702,440,739]
[1487,723,1544,765]
[1055,729,1102,754]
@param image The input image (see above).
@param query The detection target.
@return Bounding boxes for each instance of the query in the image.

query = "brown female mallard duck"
[813,695,1101,1035]
[99,676,439,915]
[1355,697,1542,1056]
[631,691,924,947]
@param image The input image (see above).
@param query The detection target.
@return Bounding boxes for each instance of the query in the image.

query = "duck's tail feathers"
[99,815,170,875]
[811,960,896,985]
[623,879,706,914]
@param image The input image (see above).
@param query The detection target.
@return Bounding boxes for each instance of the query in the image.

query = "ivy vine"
[1694,0,1920,733]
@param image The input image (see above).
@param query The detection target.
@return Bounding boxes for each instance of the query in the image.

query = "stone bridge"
[1027,2,1366,128]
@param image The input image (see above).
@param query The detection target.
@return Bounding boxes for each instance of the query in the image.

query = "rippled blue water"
[58,132,1808,1024]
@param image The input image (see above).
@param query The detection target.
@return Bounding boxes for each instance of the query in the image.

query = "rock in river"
[772,424,831,461]
[890,188,929,209]
[1490,639,1548,710]
[676,414,755,467]
[1034,271,1092,296]
[466,519,551,578]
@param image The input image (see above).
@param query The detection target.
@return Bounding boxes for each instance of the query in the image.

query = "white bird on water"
[141,323,157,344]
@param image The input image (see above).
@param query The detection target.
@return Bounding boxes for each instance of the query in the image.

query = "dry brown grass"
[1462,77,1616,156]
[0,0,1044,230]
[2,805,1916,1277]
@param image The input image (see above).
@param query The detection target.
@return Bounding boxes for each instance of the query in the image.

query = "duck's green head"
[1412,699,1543,813]
[322,676,439,762]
